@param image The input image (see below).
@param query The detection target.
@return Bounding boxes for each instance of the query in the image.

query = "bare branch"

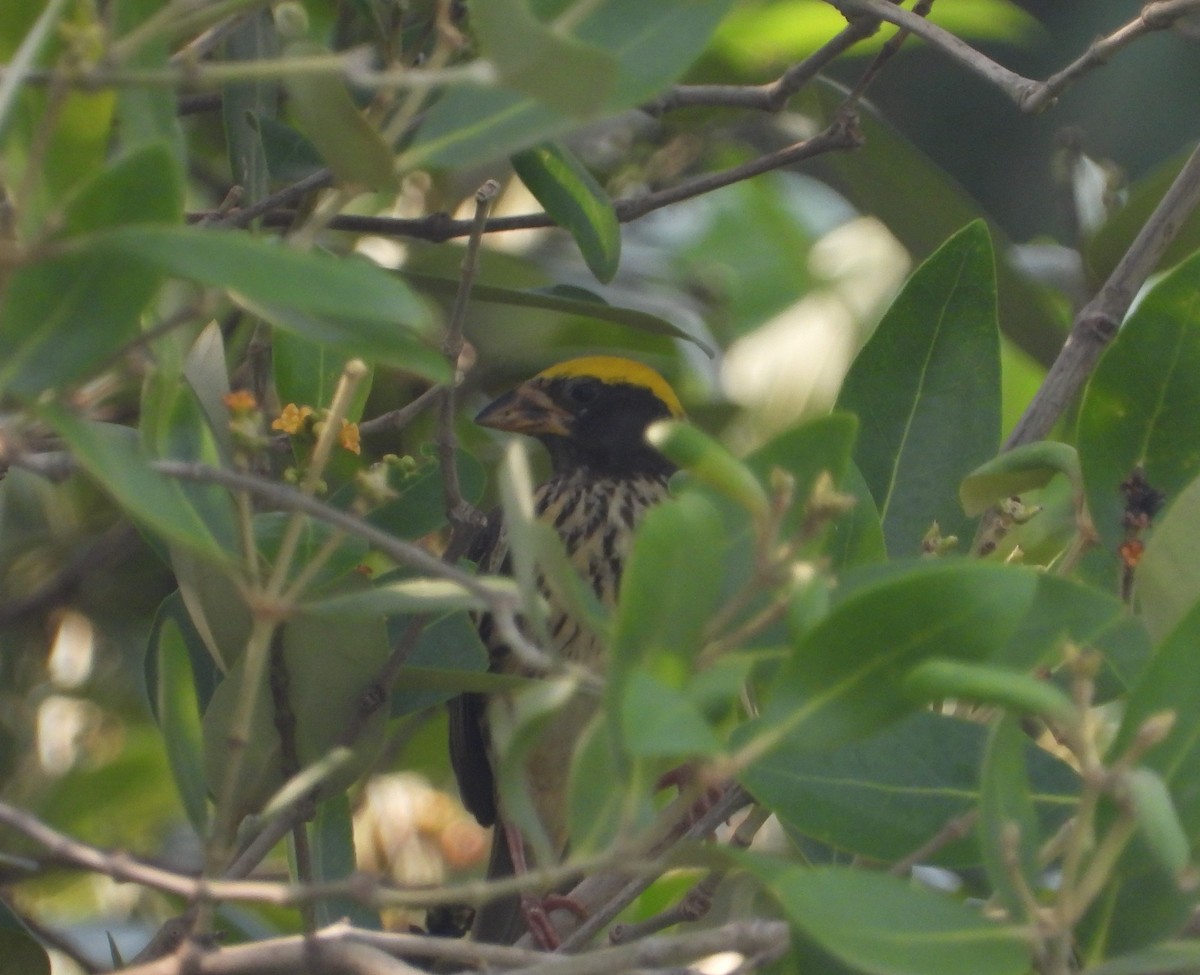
[644,15,880,115]
[1005,140,1200,448]
[187,115,864,241]
[0,798,636,913]
[823,0,1037,104]
[152,461,498,601]
[438,180,497,534]
[825,0,1200,113]
[1024,0,1200,113]
[109,919,790,975]
[552,785,755,951]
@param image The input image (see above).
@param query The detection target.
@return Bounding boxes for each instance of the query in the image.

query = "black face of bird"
[477,375,677,479]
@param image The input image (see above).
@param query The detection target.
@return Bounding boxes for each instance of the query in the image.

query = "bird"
[448,355,683,946]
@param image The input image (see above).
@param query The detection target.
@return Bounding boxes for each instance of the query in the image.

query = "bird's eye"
[565,378,600,406]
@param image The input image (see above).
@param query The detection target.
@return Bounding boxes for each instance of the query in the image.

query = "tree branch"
[643,15,880,115]
[108,919,790,975]
[1004,139,1200,448]
[437,180,496,534]
[551,785,755,951]
[824,0,1200,112]
[188,114,865,241]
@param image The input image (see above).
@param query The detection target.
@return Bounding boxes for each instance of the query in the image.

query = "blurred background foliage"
[0,0,1198,970]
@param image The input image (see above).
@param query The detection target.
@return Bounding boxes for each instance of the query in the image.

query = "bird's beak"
[475,382,572,437]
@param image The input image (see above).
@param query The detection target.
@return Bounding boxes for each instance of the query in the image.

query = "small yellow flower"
[340,419,361,455]
[272,403,314,434]
[224,390,258,414]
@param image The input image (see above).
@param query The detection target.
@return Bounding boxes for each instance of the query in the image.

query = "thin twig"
[109,918,790,975]
[825,0,1200,113]
[214,168,334,229]
[357,384,442,438]
[823,0,1037,104]
[0,798,640,912]
[1004,141,1200,449]
[842,0,934,106]
[887,809,979,877]
[1023,0,1200,113]
[610,804,772,944]
[553,785,754,951]
[268,635,318,932]
[187,115,865,241]
[643,15,880,115]
[438,180,497,533]
[152,461,508,606]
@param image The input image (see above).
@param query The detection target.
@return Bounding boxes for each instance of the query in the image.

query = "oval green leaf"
[757,864,1030,975]
[837,220,1001,557]
[740,562,1039,762]
[512,141,620,281]
[283,41,394,190]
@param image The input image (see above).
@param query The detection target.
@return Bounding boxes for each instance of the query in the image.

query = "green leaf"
[40,408,233,562]
[305,576,518,618]
[0,143,182,399]
[512,142,620,281]
[611,492,725,689]
[111,0,184,162]
[754,864,1031,975]
[1136,471,1200,643]
[1082,598,1200,955]
[402,271,712,354]
[620,671,722,759]
[0,901,50,975]
[283,41,394,190]
[649,421,769,518]
[389,612,491,717]
[88,223,431,326]
[309,793,380,929]
[1126,767,1191,878]
[903,659,1077,726]
[838,221,1001,557]
[222,10,279,207]
[273,330,374,420]
[58,133,177,234]
[473,0,616,116]
[496,439,607,644]
[828,460,887,570]
[714,0,1042,70]
[739,562,1038,761]
[960,441,1082,517]
[140,363,238,548]
[403,0,738,167]
[183,322,236,462]
[251,112,325,183]
[996,572,1125,672]
[0,0,69,144]
[1111,599,1200,841]
[980,715,1041,921]
[252,512,369,594]
[154,619,209,833]
[145,590,222,717]
[1086,147,1200,290]
[743,711,1076,868]
[568,711,654,858]
[0,245,162,399]
[1078,251,1200,584]
[363,449,486,541]
[800,81,1065,369]
[1086,941,1200,975]
[201,593,391,818]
